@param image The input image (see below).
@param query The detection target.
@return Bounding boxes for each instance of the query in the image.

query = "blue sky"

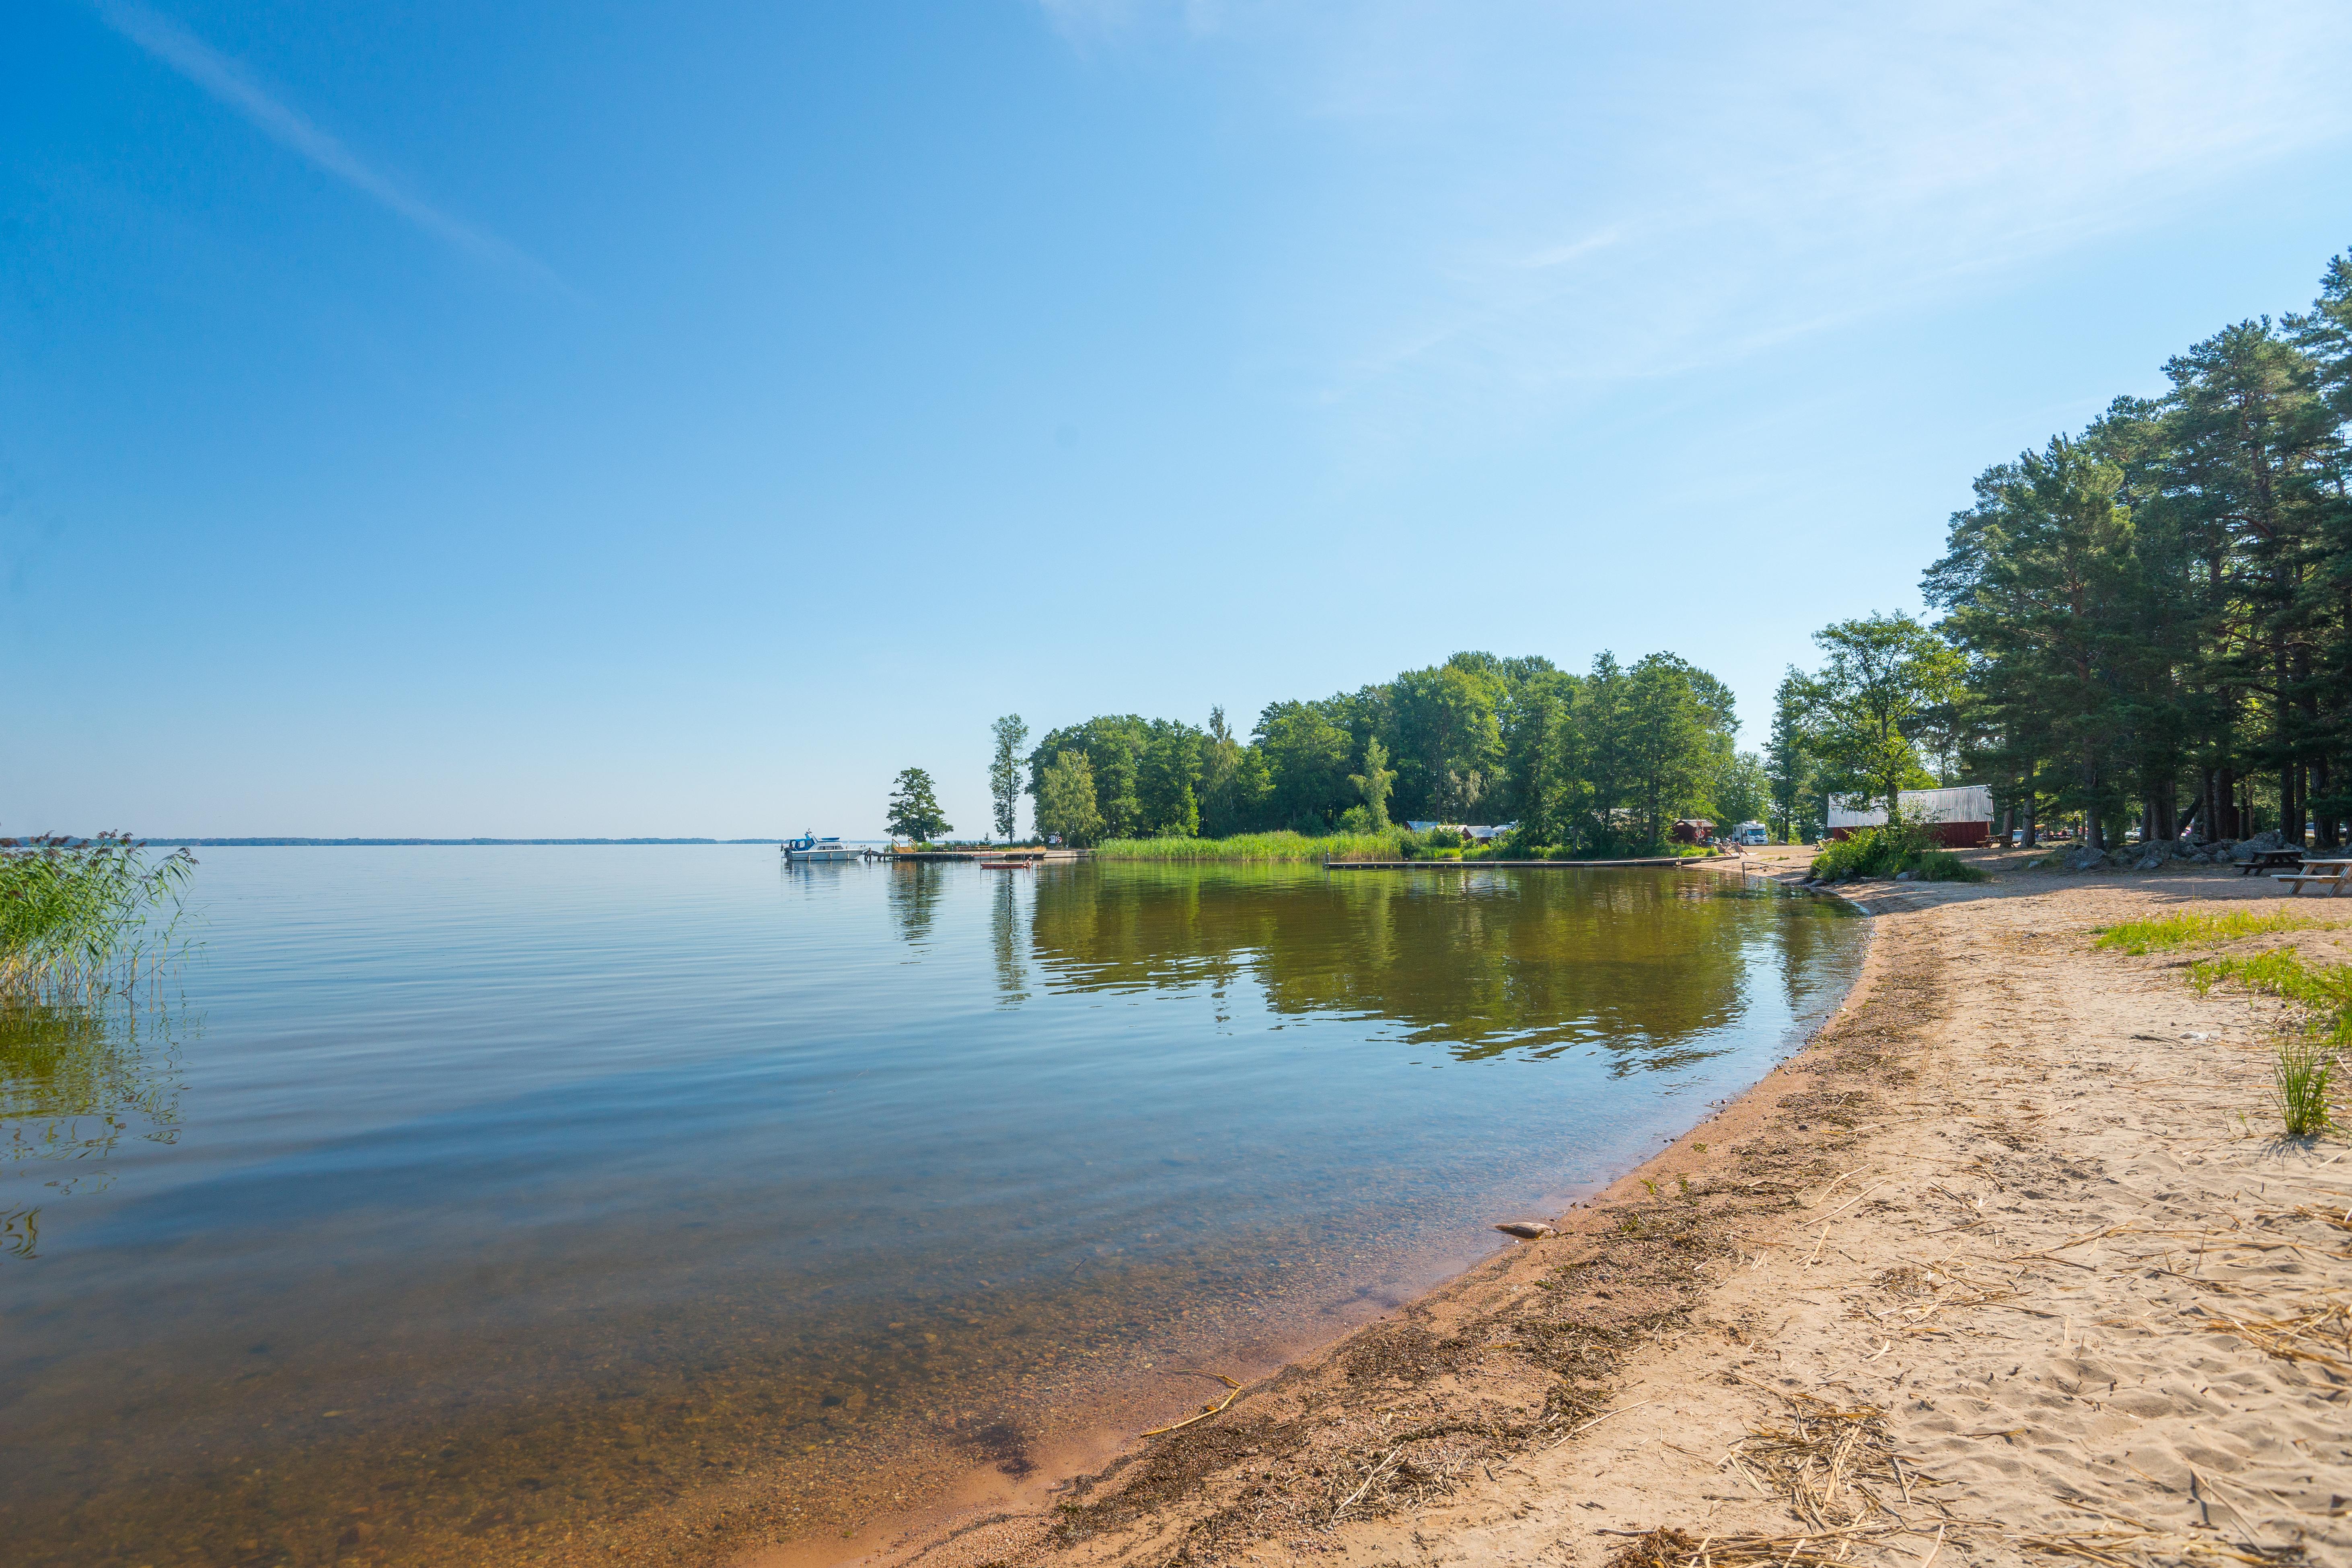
[6,1,2350,838]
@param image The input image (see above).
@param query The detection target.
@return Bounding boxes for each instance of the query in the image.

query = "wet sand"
[817,847,2352,1567]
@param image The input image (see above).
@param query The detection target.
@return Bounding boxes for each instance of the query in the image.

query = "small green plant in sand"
[2093,909,2330,956]
[2274,1034,2339,1138]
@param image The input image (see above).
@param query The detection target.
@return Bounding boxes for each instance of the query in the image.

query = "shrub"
[1811,823,1926,878]
[1908,849,1989,883]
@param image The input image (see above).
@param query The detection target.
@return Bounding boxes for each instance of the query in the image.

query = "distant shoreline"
[141,837,790,847]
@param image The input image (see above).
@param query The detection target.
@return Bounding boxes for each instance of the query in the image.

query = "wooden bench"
[2274,857,2352,895]
[2242,848,2306,877]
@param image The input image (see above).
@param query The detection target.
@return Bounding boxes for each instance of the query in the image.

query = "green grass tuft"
[2275,1035,2339,1138]
[2093,909,2331,956]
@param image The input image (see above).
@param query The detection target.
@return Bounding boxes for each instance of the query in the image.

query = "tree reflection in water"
[1024,865,1846,1073]
[0,996,187,1259]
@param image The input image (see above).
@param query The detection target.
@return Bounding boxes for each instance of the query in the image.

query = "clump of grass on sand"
[2093,909,2330,956]
[2274,1035,2339,1137]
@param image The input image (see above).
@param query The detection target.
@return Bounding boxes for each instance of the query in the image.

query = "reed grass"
[1090,830,1417,862]
[2093,908,2329,955]
[0,834,195,1003]
[2275,1034,2338,1137]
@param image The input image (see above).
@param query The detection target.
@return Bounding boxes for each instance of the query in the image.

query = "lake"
[0,848,1863,1566]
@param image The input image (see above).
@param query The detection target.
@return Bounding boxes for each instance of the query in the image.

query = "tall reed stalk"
[0,834,195,1003]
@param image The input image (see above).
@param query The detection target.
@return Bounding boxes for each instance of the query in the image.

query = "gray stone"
[2064,845,2108,871]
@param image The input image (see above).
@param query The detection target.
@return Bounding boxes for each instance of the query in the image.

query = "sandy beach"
[792,847,2352,1568]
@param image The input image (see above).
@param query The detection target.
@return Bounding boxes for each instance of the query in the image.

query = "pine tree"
[884,767,952,844]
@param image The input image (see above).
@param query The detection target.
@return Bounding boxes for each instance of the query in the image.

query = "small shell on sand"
[1492,1221,1556,1239]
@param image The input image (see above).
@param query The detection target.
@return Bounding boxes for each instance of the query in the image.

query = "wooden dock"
[888,848,1092,863]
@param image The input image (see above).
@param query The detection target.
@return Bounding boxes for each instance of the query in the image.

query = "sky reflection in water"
[0,849,1860,1566]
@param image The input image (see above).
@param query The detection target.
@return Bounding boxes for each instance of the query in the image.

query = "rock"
[2134,849,2167,871]
[1894,870,1914,881]
[2247,829,2284,851]
[2064,845,2108,871]
[1493,1221,1556,1240]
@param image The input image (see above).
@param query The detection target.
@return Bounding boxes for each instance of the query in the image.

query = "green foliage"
[988,714,1028,841]
[2093,910,2328,956]
[0,834,195,1002]
[1787,612,1956,821]
[1036,751,1105,847]
[1707,749,1769,834]
[1349,736,1396,832]
[1914,247,2352,853]
[1765,672,1822,842]
[1138,722,1201,838]
[1907,849,1988,882]
[1022,647,1737,855]
[1806,824,1984,882]
[884,767,953,845]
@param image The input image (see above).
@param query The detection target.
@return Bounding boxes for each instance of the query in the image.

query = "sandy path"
[781,857,2352,1568]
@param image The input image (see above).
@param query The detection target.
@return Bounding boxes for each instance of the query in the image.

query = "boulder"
[1493,1221,1556,1240]
[2134,848,2168,871]
[2064,845,2108,871]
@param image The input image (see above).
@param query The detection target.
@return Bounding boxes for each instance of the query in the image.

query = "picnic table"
[2274,855,2352,896]
[2241,848,2305,877]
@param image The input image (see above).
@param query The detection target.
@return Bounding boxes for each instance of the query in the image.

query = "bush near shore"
[1808,824,1987,884]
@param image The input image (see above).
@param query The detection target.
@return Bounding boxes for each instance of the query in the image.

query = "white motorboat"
[783,833,860,863]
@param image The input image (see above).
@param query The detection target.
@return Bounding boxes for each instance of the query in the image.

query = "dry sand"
[776,848,2352,1568]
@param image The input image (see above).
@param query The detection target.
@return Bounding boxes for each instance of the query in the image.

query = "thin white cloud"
[92,0,567,291]
[1038,1,2352,452]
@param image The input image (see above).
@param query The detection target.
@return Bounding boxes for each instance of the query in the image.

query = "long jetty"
[887,848,1093,863]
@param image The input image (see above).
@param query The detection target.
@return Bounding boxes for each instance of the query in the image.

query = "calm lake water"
[0,848,1862,1566]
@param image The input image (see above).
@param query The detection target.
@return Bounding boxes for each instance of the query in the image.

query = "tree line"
[1001,650,1768,852]
[1768,246,2352,850]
